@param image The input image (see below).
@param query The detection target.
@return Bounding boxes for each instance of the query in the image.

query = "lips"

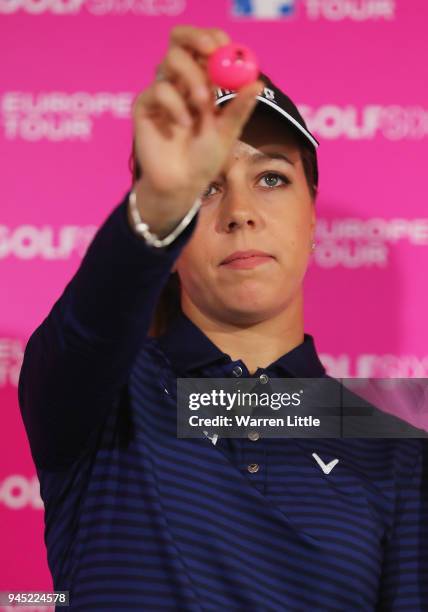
[220,250,274,265]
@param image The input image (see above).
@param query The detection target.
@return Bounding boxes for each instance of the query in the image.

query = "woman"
[19,25,427,611]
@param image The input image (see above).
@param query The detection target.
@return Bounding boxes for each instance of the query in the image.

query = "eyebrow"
[249,151,295,166]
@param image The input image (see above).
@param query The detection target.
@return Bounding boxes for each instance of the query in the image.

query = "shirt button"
[232,365,243,377]
[259,373,269,384]
[248,431,260,441]
[247,463,260,473]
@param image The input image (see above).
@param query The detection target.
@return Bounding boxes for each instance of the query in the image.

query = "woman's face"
[174,107,316,326]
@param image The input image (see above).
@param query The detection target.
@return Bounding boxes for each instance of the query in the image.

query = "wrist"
[127,186,201,247]
[126,199,182,240]
[131,179,200,236]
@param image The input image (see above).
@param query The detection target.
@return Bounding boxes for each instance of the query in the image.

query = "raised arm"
[18,194,198,470]
[18,25,263,471]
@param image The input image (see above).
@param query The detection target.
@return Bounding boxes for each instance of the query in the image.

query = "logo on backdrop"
[0,338,24,387]
[0,475,43,509]
[0,225,97,259]
[232,0,298,18]
[0,91,133,141]
[321,353,428,377]
[3,94,426,142]
[0,0,186,15]
[299,104,428,141]
[231,0,396,21]
[313,217,428,268]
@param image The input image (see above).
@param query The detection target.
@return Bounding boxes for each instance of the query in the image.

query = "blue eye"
[259,173,290,188]
[201,172,290,200]
[202,183,219,199]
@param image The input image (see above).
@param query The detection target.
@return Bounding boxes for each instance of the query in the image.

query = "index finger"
[169,25,230,56]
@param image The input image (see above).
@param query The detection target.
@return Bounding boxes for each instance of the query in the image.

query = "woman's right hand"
[130,25,263,237]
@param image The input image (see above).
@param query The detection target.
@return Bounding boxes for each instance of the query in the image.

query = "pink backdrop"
[1,0,427,603]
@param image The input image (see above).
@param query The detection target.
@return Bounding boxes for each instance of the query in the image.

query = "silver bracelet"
[128,189,201,248]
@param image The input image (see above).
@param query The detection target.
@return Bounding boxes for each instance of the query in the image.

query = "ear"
[310,199,316,241]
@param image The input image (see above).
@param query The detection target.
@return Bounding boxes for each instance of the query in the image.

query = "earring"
[311,241,316,251]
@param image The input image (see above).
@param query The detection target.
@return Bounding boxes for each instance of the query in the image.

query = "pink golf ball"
[207,43,259,90]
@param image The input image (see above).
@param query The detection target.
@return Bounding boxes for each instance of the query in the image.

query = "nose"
[218,187,264,234]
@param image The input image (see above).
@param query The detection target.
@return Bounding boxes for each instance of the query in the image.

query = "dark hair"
[128,128,319,338]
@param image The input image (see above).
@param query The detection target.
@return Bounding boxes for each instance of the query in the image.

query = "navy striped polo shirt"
[18,191,428,611]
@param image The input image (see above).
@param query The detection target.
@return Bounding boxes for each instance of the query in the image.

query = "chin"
[230,284,285,305]
[222,279,278,299]
[220,301,280,324]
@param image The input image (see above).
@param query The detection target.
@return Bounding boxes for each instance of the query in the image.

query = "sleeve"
[376,440,428,610]
[18,189,199,471]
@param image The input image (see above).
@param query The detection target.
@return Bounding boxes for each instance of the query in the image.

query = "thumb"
[217,79,264,145]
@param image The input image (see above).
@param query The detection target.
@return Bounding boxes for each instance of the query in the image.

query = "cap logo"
[214,86,277,103]
[214,87,235,99]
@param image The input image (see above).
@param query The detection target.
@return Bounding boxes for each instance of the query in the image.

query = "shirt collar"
[157,310,326,378]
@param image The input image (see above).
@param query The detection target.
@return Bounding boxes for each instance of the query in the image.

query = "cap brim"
[215,93,319,150]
